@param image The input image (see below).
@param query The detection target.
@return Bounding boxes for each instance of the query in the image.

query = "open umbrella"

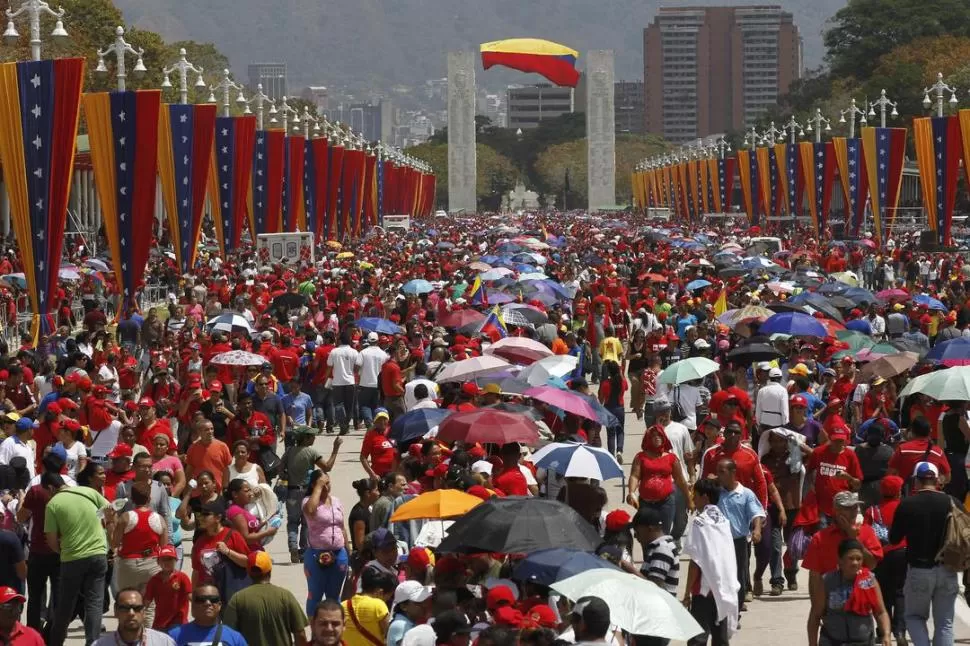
[514,548,620,585]
[390,489,482,522]
[524,386,599,421]
[83,258,110,272]
[501,303,549,326]
[357,317,404,335]
[209,350,267,367]
[726,342,782,365]
[435,409,540,445]
[758,311,827,337]
[402,279,435,295]
[436,497,603,554]
[725,304,775,325]
[685,279,711,291]
[440,309,486,329]
[518,355,578,386]
[486,337,553,365]
[552,570,703,640]
[271,292,307,311]
[206,313,255,336]
[859,352,920,379]
[899,366,970,400]
[876,288,909,302]
[912,294,948,312]
[435,356,511,384]
[529,442,623,480]
[335,251,354,259]
[658,357,720,385]
[925,337,970,366]
[390,408,453,444]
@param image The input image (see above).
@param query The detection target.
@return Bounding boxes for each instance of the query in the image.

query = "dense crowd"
[0,213,969,646]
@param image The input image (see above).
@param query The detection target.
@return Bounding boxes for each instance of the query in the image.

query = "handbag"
[870,505,890,545]
[259,445,283,481]
[787,526,812,561]
[211,531,252,605]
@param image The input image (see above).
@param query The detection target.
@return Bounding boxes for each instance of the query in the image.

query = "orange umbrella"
[390,489,483,522]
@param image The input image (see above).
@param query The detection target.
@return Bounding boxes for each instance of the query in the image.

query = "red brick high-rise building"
[643,6,802,143]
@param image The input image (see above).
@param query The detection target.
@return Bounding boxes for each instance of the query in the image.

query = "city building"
[615,81,645,134]
[247,62,287,101]
[477,90,507,128]
[325,100,395,143]
[643,5,802,143]
[507,84,574,130]
[301,86,330,113]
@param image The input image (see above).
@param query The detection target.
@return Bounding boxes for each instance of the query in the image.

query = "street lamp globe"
[3,21,18,41]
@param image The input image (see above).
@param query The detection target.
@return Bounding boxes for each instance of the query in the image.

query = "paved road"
[67,404,970,644]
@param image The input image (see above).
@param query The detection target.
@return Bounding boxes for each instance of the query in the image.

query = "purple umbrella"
[523,386,599,421]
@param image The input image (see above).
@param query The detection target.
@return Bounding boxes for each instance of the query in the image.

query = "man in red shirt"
[887,416,950,485]
[32,403,61,472]
[701,421,767,507]
[135,397,174,449]
[862,377,892,421]
[806,425,862,519]
[830,357,857,404]
[708,373,752,422]
[359,410,398,479]
[272,336,301,384]
[492,443,529,496]
[227,393,275,449]
[379,356,406,418]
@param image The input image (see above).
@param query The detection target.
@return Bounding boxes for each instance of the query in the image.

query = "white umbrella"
[551,570,703,640]
[435,355,511,384]
[206,313,255,336]
[519,354,578,386]
[658,357,720,385]
[529,442,623,480]
[209,350,267,367]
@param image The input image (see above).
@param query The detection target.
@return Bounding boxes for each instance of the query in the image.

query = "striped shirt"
[640,535,680,595]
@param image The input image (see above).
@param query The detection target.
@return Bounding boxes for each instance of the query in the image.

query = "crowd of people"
[0,213,969,646]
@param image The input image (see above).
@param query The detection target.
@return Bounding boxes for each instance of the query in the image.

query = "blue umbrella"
[402,279,434,295]
[685,279,712,291]
[485,290,516,305]
[913,294,948,312]
[357,318,403,335]
[573,392,621,430]
[389,408,452,444]
[925,337,970,366]
[514,548,620,585]
[845,319,874,335]
[842,288,878,305]
[758,311,827,337]
[531,442,624,480]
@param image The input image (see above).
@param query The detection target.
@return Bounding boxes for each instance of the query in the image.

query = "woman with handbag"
[111,481,167,628]
[226,478,279,551]
[304,469,351,616]
[190,499,250,588]
[863,475,907,645]
[341,565,397,646]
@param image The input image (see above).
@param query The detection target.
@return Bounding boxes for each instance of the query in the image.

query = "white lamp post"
[839,98,867,139]
[207,68,245,118]
[804,108,832,143]
[868,89,898,128]
[95,26,145,92]
[162,48,205,105]
[3,0,67,61]
[243,83,274,130]
[923,72,958,118]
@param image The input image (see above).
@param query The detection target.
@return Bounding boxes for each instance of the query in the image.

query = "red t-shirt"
[137,418,174,451]
[701,444,768,507]
[272,347,301,384]
[22,485,53,555]
[380,360,405,397]
[864,499,906,552]
[227,411,275,448]
[493,466,529,496]
[311,345,335,385]
[807,445,863,517]
[191,527,250,585]
[33,421,60,471]
[888,438,950,483]
[802,523,884,574]
[361,429,397,477]
[635,451,676,502]
[144,569,191,629]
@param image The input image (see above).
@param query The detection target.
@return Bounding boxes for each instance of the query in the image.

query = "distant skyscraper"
[643,6,802,143]
[507,84,574,130]
[326,100,394,142]
[247,62,287,101]
[614,81,644,134]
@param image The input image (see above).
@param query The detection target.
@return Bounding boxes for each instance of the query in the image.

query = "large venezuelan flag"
[480,38,580,87]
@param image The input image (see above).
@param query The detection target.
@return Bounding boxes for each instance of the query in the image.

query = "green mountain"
[115,0,844,89]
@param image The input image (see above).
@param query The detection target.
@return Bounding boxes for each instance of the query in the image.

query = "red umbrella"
[435,409,540,445]
[638,273,667,283]
[485,337,554,365]
[818,318,846,336]
[876,288,909,302]
[440,309,485,329]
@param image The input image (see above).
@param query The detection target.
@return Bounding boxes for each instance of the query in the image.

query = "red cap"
[406,546,432,571]
[62,419,81,432]
[0,586,25,604]
[493,606,523,628]
[486,585,516,612]
[92,384,110,396]
[604,509,631,533]
[45,402,62,416]
[158,545,178,560]
[461,382,482,397]
[880,475,904,498]
[526,604,558,629]
[467,444,487,460]
[829,426,850,441]
[209,380,223,392]
[107,443,133,459]
[78,377,92,391]
[65,372,82,384]
[407,444,424,459]
[789,394,808,408]
[52,375,64,387]
[466,485,492,501]
[123,401,138,412]
[434,555,466,577]
[138,396,155,408]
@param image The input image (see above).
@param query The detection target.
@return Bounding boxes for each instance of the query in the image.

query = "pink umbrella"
[485,337,554,365]
[876,288,909,301]
[523,386,599,421]
[440,309,486,329]
[436,409,540,445]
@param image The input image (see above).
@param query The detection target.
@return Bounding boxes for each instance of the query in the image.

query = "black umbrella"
[436,497,602,554]
[271,292,307,311]
[890,337,930,359]
[726,342,783,364]
[767,302,808,314]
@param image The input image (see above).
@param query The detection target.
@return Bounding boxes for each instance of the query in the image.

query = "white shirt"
[327,344,362,387]
[664,383,703,430]
[55,441,87,479]
[755,381,789,427]
[0,435,35,478]
[359,345,389,388]
[664,420,694,481]
[412,399,438,411]
[867,315,886,337]
[405,378,440,410]
[98,364,121,403]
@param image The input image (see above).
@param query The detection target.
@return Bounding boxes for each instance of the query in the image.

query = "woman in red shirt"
[626,424,692,538]
[111,481,167,626]
[598,360,628,460]
[359,410,398,480]
[190,499,250,588]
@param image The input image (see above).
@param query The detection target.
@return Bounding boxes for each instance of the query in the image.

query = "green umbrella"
[899,367,970,400]
[835,330,876,350]
[659,357,720,385]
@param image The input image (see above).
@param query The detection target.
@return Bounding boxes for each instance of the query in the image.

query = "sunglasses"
[0,601,23,611]
[193,595,222,604]
[117,604,144,613]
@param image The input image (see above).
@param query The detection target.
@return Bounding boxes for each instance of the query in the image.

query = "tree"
[824,0,970,81]
[405,142,516,211]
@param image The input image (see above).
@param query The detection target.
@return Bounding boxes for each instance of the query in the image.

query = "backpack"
[936,498,970,572]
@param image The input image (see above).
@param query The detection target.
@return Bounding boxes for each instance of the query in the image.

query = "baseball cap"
[914,461,940,479]
[0,586,25,604]
[209,380,223,392]
[571,596,611,627]
[461,382,482,397]
[402,625,437,646]
[485,585,516,611]
[471,460,493,476]
[880,475,905,498]
[604,509,631,533]
[0,411,20,423]
[789,363,810,377]
[374,408,390,422]
[790,394,808,408]
[768,367,783,379]
[371,527,397,549]
[260,330,273,340]
[158,545,178,560]
[433,611,473,640]
[291,425,316,437]
[527,604,558,629]
[248,551,272,574]
[107,444,133,459]
[393,580,433,606]
[494,606,524,628]
[483,383,502,395]
[872,376,886,386]
[833,491,860,508]
[45,402,62,416]
[829,426,850,441]
[693,338,711,349]
[630,506,665,529]
[15,417,37,432]
[406,546,435,572]
[48,444,67,462]
[757,361,772,371]
[137,396,155,408]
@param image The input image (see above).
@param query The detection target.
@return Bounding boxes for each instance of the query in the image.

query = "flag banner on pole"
[799,142,835,235]
[377,158,386,227]
[422,173,436,217]
[774,144,789,218]
[363,152,377,231]
[862,126,907,244]
[736,150,757,225]
[157,103,216,274]
[700,157,712,214]
[84,89,159,314]
[755,147,772,221]
[303,137,328,242]
[252,129,285,234]
[957,111,970,238]
[212,115,256,254]
[914,116,961,246]
[674,163,689,220]
[282,134,306,232]
[355,150,369,233]
[0,58,84,340]
[631,171,643,209]
[327,145,344,240]
[340,149,361,238]
[717,157,736,213]
[832,136,869,238]
[783,142,800,218]
[686,160,698,219]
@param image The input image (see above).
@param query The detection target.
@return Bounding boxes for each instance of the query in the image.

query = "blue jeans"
[903,564,958,646]
[357,386,380,427]
[312,385,335,429]
[638,495,675,554]
[304,546,349,616]
[48,554,107,646]
[286,488,309,551]
[332,385,357,432]
[605,404,625,455]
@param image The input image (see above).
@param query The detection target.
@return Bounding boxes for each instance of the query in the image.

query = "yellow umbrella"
[326,240,342,249]
[359,261,374,270]
[336,251,354,260]
[831,271,859,287]
[390,489,483,522]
